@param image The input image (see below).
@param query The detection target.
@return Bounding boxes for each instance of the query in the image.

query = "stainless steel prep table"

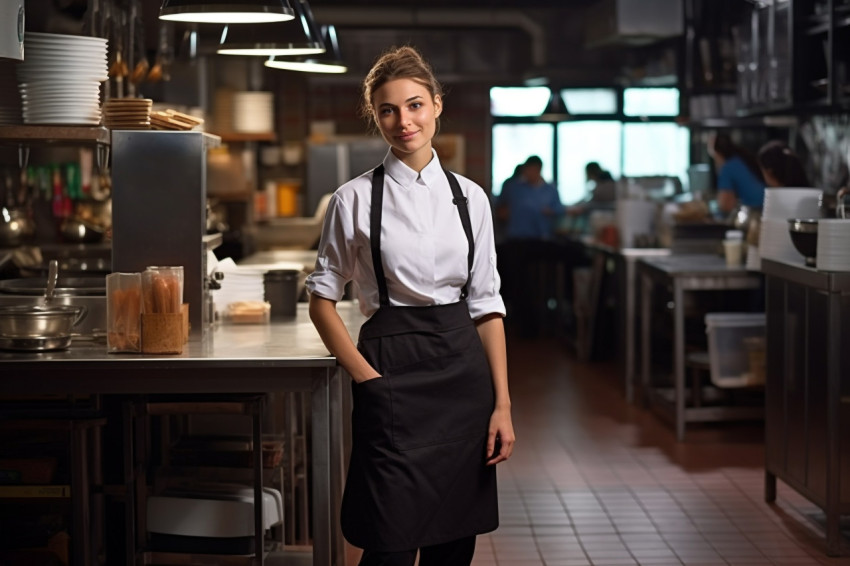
[0,301,365,566]
[580,240,670,402]
[639,254,764,440]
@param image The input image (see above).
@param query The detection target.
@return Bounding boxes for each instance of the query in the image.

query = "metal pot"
[0,207,35,247]
[60,218,105,244]
[0,277,106,296]
[0,304,88,351]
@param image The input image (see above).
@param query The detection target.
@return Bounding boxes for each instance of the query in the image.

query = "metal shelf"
[0,124,111,146]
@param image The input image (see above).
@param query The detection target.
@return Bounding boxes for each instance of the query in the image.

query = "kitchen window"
[491,86,688,202]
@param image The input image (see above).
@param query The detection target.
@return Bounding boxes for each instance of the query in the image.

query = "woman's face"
[761,167,780,188]
[372,78,442,168]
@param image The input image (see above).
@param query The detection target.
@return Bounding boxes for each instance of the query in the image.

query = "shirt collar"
[383,148,443,189]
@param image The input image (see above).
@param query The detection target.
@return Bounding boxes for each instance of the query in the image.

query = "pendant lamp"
[217,0,324,56]
[265,25,347,74]
[538,89,569,122]
[159,0,294,24]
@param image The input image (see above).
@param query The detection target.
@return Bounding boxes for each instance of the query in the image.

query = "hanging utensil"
[128,0,148,90]
[43,259,58,306]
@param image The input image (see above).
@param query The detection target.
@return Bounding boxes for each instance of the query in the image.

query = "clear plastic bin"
[705,312,766,388]
[107,272,142,353]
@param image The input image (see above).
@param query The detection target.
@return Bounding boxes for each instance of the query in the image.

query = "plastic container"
[264,269,299,320]
[705,312,766,388]
[107,272,142,353]
[142,266,184,314]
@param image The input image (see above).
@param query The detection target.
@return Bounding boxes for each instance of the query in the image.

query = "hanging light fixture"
[538,89,570,122]
[265,24,347,74]
[159,0,295,24]
[217,0,324,56]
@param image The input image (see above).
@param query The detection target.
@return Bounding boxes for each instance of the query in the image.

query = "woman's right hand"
[353,373,382,385]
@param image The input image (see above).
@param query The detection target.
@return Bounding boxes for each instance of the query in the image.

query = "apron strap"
[370,164,390,307]
[444,169,474,301]
[369,164,475,306]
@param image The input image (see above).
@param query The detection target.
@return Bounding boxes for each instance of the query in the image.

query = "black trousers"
[358,536,476,566]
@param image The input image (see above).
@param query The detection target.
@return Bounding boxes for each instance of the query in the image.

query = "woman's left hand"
[486,406,515,465]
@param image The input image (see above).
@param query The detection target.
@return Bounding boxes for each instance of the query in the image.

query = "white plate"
[18,72,108,82]
[25,32,108,45]
[22,59,108,69]
[21,91,101,99]
[23,117,102,125]
[24,111,101,119]
[20,84,102,92]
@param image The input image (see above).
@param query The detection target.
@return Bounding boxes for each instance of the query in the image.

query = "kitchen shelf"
[0,124,110,146]
[0,484,71,499]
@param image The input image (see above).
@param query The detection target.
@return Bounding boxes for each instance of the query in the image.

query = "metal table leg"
[625,258,636,403]
[826,292,841,556]
[311,368,332,566]
[673,280,686,441]
[641,272,652,408]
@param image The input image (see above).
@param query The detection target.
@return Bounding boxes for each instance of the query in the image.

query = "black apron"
[340,164,498,552]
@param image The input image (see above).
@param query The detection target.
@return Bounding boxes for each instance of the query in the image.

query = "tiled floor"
[346,336,850,565]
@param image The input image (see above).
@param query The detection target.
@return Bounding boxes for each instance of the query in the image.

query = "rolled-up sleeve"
[466,189,506,320]
[305,194,356,301]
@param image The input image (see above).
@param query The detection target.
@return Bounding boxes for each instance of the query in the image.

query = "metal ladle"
[42,259,58,306]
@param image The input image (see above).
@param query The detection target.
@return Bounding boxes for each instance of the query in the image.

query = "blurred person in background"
[708,132,766,213]
[757,141,811,188]
[495,155,563,240]
[584,161,617,203]
[495,156,564,337]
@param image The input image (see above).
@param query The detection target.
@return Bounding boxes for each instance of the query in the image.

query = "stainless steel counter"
[639,254,764,440]
[0,301,365,566]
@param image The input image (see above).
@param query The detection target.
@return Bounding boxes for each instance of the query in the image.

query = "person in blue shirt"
[495,156,564,337]
[496,155,564,240]
[708,132,766,213]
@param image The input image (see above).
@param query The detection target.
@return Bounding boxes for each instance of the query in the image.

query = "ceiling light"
[159,0,295,24]
[217,0,324,55]
[265,25,347,74]
[537,89,570,122]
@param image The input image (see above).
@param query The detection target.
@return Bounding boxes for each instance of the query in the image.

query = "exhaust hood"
[0,0,24,61]
[585,0,682,48]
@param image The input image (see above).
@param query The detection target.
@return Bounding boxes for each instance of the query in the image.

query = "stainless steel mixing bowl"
[0,304,87,339]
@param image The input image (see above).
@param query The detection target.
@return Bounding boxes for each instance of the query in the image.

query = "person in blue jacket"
[708,132,766,213]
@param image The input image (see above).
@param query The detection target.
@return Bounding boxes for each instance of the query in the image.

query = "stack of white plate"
[0,61,22,124]
[762,188,822,219]
[17,32,108,125]
[212,261,266,316]
[758,188,822,266]
[816,219,850,271]
[233,91,273,133]
[615,199,657,248]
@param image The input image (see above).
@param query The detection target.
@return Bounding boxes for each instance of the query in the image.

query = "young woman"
[305,46,515,566]
[757,140,811,188]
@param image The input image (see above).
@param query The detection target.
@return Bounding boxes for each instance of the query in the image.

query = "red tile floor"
[345,336,850,566]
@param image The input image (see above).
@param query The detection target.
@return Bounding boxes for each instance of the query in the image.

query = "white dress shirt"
[306,149,505,320]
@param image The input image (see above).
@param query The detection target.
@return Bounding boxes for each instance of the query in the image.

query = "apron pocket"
[351,376,391,443]
[386,350,491,452]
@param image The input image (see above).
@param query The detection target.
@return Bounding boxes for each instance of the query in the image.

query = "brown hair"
[360,46,443,128]
[758,141,810,187]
